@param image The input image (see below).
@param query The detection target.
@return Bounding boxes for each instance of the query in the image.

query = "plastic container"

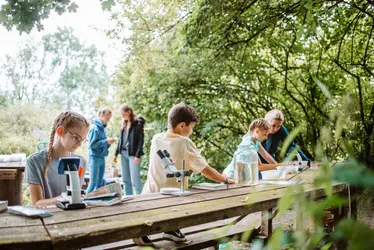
[0,154,26,162]
[0,155,10,162]
[310,162,319,170]
[277,165,299,174]
[9,153,26,162]
[262,170,286,180]
[234,145,259,185]
[160,187,180,195]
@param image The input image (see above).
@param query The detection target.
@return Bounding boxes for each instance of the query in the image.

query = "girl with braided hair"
[24,111,90,207]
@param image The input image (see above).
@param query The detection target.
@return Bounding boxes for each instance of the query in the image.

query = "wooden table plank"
[45,183,345,249]
[43,171,307,223]
[46,172,302,216]
[0,212,45,229]
[43,183,294,225]
[0,162,26,171]
[45,181,284,214]
[0,169,18,180]
[0,226,52,250]
[0,212,51,250]
[44,187,212,215]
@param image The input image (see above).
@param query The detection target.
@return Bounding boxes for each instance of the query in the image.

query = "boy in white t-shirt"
[134,102,233,246]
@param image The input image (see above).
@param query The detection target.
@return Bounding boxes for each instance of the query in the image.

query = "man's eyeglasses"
[67,131,88,144]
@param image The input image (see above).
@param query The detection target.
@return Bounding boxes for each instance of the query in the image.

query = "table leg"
[260,208,273,238]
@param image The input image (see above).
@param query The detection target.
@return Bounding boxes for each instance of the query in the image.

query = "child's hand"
[113,156,118,164]
[56,194,68,202]
[107,138,117,144]
[105,165,111,172]
[134,157,141,165]
[280,162,292,166]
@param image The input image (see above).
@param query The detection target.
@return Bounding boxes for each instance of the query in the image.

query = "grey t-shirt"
[24,149,87,199]
[121,129,129,150]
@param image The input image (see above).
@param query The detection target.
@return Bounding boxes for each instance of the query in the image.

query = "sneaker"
[162,229,186,242]
[132,236,153,246]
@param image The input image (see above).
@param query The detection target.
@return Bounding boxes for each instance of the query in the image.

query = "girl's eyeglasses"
[67,131,88,144]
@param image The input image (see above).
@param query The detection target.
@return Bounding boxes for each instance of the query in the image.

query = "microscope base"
[56,201,87,210]
[170,190,193,196]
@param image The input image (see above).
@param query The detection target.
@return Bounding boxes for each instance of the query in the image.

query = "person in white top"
[134,102,234,246]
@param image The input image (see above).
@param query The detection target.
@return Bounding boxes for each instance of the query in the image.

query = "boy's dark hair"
[168,102,200,129]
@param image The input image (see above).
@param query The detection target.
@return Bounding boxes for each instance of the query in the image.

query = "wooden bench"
[83,213,262,250]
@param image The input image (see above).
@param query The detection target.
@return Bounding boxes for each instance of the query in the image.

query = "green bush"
[0,102,64,156]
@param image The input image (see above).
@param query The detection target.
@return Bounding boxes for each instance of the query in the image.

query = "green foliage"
[280,125,303,159]
[333,160,374,186]
[308,195,347,221]
[0,0,76,33]
[0,102,60,155]
[333,219,374,250]
[0,0,116,33]
[108,0,374,176]
[42,27,108,113]
[105,1,374,249]
[101,0,116,11]
[265,228,287,250]
[2,1,374,249]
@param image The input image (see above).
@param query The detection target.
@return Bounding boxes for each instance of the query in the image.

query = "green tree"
[42,27,108,113]
[0,102,60,155]
[2,39,52,102]
[2,27,108,115]
[109,0,374,170]
[0,0,116,33]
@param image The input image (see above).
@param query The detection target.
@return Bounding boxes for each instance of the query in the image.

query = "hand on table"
[227,178,235,184]
[280,161,293,166]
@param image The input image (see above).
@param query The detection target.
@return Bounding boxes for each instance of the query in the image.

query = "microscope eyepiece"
[157,150,166,159]
[163,150,170,158]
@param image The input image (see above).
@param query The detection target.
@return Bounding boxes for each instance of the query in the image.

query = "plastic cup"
[311,162,318,170]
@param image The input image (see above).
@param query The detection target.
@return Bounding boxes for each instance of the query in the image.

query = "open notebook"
[84,196,133,207]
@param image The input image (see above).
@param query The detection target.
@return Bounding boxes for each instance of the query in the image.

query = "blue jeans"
[86,155,106,194]
[120,150,142,195]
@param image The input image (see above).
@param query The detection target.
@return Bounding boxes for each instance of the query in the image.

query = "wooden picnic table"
[0,161,26,206]
[0,168,346,250]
